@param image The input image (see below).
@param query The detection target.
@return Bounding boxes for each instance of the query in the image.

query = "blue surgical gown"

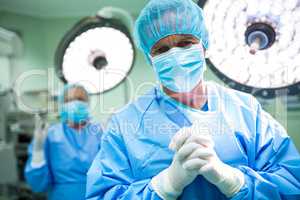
[86,82,300,200]
[25,122,102,200]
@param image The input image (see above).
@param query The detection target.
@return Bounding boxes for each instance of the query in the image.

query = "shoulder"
[87,121,103,132]
[47,123,62,135]
[211,82,260,112]
[46,123,63,140]
[86,121,104,141]
[107,87,159,132]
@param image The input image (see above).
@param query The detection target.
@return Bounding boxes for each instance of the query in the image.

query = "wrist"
[33,138,45,151]
[31,150,46,167]
[151,168,182,200]
[214,165,245,197]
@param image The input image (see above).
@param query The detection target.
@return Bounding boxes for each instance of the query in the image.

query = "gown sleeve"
[24,136,53,192]
[86,116,162,200]
[232,99,300,200]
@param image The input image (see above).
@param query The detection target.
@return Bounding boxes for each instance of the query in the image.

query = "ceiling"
[0,0,148,18]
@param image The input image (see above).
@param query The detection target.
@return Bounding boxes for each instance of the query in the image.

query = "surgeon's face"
[150,34,207,108]
[62,87,89,128]
[150,34,201,57]
[64,87,88,103]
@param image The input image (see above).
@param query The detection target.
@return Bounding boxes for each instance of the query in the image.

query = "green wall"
[0,11,156,124]
[0,11,299,150]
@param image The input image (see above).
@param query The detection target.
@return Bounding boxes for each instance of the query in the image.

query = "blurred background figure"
[24,84,103,200]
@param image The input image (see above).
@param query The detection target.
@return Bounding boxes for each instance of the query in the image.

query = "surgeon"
[86,0,300,199]
[25,84,103,200]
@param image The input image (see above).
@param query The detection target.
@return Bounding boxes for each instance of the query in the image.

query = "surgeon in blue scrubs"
[25,84,103,200]
[86,0,300,199]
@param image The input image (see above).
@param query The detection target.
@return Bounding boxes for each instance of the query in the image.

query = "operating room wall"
[0,11,299,150]
[0,11,156,126]
[0,11,46,90]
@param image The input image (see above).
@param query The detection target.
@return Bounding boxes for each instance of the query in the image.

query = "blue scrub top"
[25,121,103,200]
[86,82,300,200]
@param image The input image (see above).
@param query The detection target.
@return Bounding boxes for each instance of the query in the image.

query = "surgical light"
[199,0,300,98]
[55,8,135,94]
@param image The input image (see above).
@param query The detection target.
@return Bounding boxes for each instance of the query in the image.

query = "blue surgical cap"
[59,84,89,104]
[134,0,209,58]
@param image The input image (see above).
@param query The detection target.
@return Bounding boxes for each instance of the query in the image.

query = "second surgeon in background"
[25,84,103,200]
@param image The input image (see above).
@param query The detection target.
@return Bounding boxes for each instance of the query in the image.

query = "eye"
[177,41,194,48]
[65,97,87,102]
[155,46,171,55]
[77,98,86,101]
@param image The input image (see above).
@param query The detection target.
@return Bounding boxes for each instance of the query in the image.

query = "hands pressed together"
[151,123,245,200]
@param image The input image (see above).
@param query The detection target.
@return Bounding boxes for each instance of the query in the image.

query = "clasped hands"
[151,122,244,200]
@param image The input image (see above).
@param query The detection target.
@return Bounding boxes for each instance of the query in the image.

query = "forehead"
[64,87,88,101]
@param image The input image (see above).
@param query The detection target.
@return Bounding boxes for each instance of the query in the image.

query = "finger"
[176,142,200,161]
[182,158,208,170]
[44,123,49,129]
[185,134,214,148]
[169,127,192,151]
[186,147,214,160]
[198,163,213,174]
[34,114,42,128]
[42,123,49,136]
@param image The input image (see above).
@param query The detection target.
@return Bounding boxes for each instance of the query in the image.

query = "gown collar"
[156,81,223,128]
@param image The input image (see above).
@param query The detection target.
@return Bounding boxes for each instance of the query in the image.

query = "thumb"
[41,123,49,137]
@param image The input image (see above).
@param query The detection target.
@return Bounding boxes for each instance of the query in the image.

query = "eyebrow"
[182,36,196,40]
[151,35,198,52]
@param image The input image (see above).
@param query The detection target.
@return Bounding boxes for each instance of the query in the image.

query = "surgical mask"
[151,44,206,93]
[60,100,90,124]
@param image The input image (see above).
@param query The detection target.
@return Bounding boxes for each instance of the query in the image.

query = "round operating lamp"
[55,9,135,94]
[198,0,300,98]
